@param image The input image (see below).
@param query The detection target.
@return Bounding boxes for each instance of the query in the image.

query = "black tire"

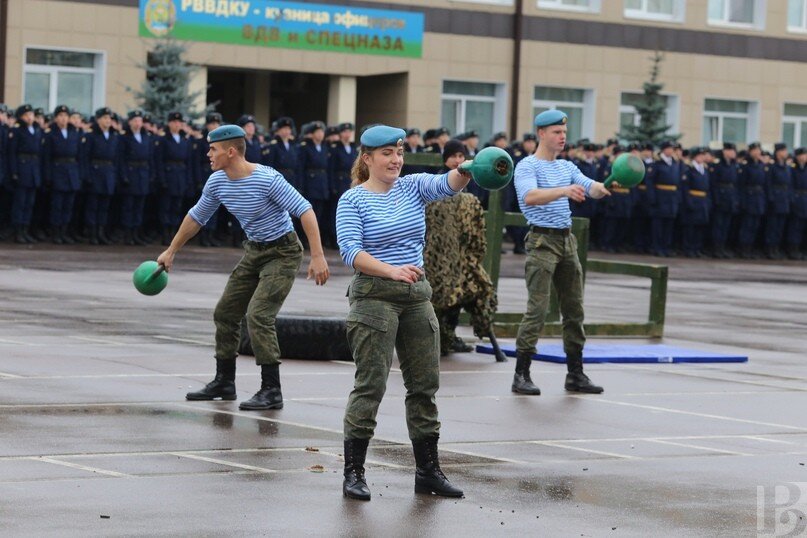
[239,316,352,361]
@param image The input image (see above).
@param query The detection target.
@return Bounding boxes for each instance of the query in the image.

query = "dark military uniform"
[196,113,223,246]
[737,152,767,258]
[7,106,45,243]
[42,114,83,243]
[709,148,741,258]
[263,117,300,191]
[680,157,711,257]
[786,151,807,260]
[83,119,120,244]
[424,191,497,356]
[645,150,681,256]
[632,146,655,253]
[599,150,635,253]
[763,149,792,259]
[571,146,601,247]
[298,137,330,242]
[156,121,193,240]
[0,106,9,237]
[328,127,357,248]
[118,114,154,245]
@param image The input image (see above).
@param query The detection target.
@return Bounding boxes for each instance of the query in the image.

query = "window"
[23,47,105,116]
[441,81,506,144]
[788,0,807,31]
[532,86,595,142]
[707,0,765,28]
[702,98,758,145]
[538,0,600,13]
[782,103,807,149]
[619,92,680,141]
[450,0,512,5]
[624,0,685,22]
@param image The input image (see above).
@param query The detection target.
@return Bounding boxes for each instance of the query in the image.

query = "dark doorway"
[206,68,250,124]
[269,71,329,126]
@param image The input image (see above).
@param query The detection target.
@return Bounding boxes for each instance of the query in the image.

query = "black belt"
[92,159,113,165]
[165,160,186,166]
[530,226,570,236]
[19,153,39,159]
[127,160,149,168]
[245,232,296,249]
[306,168,326,173]
[53,157,77,164]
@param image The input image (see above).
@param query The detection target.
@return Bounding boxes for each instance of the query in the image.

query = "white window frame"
[707,0,766,30]
[787,0,807,33]
[532,86,596,141]
[22,45,106,115]
[782,102,807,148]
[624,0,685,23]
[440,79,507,143]
[701,97,759,145]
[537,0,601,14]
[618,91,680,138]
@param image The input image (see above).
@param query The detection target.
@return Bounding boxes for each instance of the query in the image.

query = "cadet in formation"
[43,105,83,245]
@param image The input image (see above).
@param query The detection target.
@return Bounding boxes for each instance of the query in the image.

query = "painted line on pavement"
[170,453,277,474]
[35,457,132,478]
[67,335,128,346]
[152,335,214,346]
[648,439,752,456]
[534,441,637,460]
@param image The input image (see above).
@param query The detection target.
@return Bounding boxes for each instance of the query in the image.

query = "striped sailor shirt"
[336,173,457,269]
[188,164,312,242]
[514,156,594,229]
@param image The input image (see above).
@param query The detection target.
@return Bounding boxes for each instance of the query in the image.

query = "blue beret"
[360,125,406,148]
[207,124,246,143]
[533,109,568,128]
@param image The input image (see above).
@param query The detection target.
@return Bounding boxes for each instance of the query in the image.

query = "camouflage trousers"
[516,231,586,359]
[213,232,303,366]
[343,273,441,441]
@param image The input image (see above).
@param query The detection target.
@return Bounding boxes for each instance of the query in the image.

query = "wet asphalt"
[1,242,806,537]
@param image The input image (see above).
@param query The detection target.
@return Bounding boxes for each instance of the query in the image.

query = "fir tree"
[618,51,680,146]
[127,39,211,122]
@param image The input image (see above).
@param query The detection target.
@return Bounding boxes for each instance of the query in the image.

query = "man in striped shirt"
[157,124,329,411]
[512,110,610,396]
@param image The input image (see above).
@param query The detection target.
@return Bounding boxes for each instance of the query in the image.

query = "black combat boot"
[133,227,149,246]
[51,226,64,245]
[787,245,804,261]
[23,226,37,244]
[239,364,283,410]
[564,356,603,394]
[98,226,112,245]
[511,352,541,395]
[88,226,99,245]
[412,436,463,497]
[186,358,237,401]
[14,226,29,244]
[60,226,75,245]
[343,438,371,500]
[161,226,172,246]
[450,336,474,353]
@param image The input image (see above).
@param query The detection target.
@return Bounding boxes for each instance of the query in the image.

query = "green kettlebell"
[605,153,646,188]
[133,261,168,296]
[459,146,514,191]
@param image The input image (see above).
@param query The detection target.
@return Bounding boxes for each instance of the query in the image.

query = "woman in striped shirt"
[336,125,470,501]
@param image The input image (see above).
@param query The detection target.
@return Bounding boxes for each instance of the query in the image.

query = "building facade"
[1,0,806,147]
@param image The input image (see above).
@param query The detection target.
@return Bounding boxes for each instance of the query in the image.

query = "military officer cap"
[659,140,674,150]
[533,109,567,128]
[207,124,246,143]
[95,107,112,119]
[523,133,537,142]
[748,142,761,151]
[794,147,805,156]
[275,116,294,129]
[595,144,604,151]
[690,146,706,156]
[299,122,312,135]
[310,120,325,132]
[612,144,625,155]
[338,122,354,133]
[325,125,339,137]
[583,143,596,152]
[236,114,255,127]
[167,111,183,122]
[606,138,619,146]
[627,143,640,152]
[674,142,682,150]
[423,129,436,140]
[359,125,406,148]
[0,103,7,114]
[774,142,787,152]
[53,105,70,116]
[433,127,450,137]
[466,130,479,138]
[442,139,468,162]
[722,142,736,151]
[127,109,144,120]
[205,112,223,124]
[405,127,421,138]
[44,114,53,123]
[491,131,508,142]
[34,107,45,117]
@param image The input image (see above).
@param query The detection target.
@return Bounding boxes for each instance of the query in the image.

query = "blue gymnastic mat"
[475,343,748,364]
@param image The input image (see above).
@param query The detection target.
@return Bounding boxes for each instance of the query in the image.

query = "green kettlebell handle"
[149,265,165,281]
